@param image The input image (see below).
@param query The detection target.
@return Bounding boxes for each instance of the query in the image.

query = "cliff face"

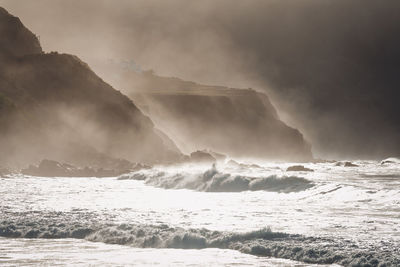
[0,7,180,167]
[0,7,42,58]
[116,72,312,161]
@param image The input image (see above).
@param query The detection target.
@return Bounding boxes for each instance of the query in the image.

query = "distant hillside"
[110,70,312,161]
[0,7,180,167]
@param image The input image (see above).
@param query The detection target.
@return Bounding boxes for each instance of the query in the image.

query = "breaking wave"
[118,164,314,193]
[1,211,399,266]
[381,157,400,164]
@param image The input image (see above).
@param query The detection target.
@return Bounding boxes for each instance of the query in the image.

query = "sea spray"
[119,164,314,193]
[0,211,398,266]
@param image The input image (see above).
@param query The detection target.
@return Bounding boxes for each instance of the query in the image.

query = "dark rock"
[335,161,359,167]
[21,159,136,177]
[189,151,216,163]
[344,162,358,167]
[131,163,152,171]
[286,165,314,172]
[311,158,336,163]
[38,159,73,176]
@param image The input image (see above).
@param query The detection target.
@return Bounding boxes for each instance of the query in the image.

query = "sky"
[1,0,399,159]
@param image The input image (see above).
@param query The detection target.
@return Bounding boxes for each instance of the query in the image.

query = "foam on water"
[1,160,400,266]
[0,211,397,266]
[0,238,322,267]
[119,163,314,192]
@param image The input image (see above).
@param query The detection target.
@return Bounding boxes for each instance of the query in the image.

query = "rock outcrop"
[110,71,313,161]
[286,165,314,172]
[0,7,181,167]
[189,150,216,163]
[21,159,149,177]
[334,161,359,167]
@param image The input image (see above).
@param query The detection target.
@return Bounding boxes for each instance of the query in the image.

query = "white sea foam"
[381,157,400,164]
[119,163,314,192]
[1,160,399,266]
[1,212,398,266]
[0,238,325,266]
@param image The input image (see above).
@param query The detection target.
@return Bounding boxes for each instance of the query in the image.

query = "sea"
[1,159,399,266]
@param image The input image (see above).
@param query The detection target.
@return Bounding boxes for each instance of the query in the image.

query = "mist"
[1,0,399,159]
[2,3,400,266]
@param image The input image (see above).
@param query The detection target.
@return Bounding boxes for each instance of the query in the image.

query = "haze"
[1,0,399,159]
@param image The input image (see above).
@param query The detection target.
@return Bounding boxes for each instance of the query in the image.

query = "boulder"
[21,159,140,177]
[189,151,216,163]
[286,165,314,172]
[335,161,359,167]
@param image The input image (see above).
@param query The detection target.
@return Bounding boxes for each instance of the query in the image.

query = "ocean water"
[1,159,399,266]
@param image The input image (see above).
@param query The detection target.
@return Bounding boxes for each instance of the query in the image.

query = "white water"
[1,159,399,266]
[0,238,322,266]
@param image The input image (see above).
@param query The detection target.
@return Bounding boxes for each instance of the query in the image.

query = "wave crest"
[119,165,314,193]
[381,157,400,164]
[1,212,398,266]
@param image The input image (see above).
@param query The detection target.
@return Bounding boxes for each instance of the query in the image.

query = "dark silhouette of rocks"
[286,165,314,172]
[115,71,313,161]
[21,159,146,177]
[344,162,358,167]
[335,161,359,167]
[0,7,181,168]
[189,151,216,163]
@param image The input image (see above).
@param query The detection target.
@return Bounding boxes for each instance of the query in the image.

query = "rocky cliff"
[0,7,180,167]
[114,71,312,161]
[0,7,42,58]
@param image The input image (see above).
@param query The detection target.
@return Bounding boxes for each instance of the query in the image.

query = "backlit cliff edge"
[0,7,312,169]
[96,70,313,162]
[0,7,180,168]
